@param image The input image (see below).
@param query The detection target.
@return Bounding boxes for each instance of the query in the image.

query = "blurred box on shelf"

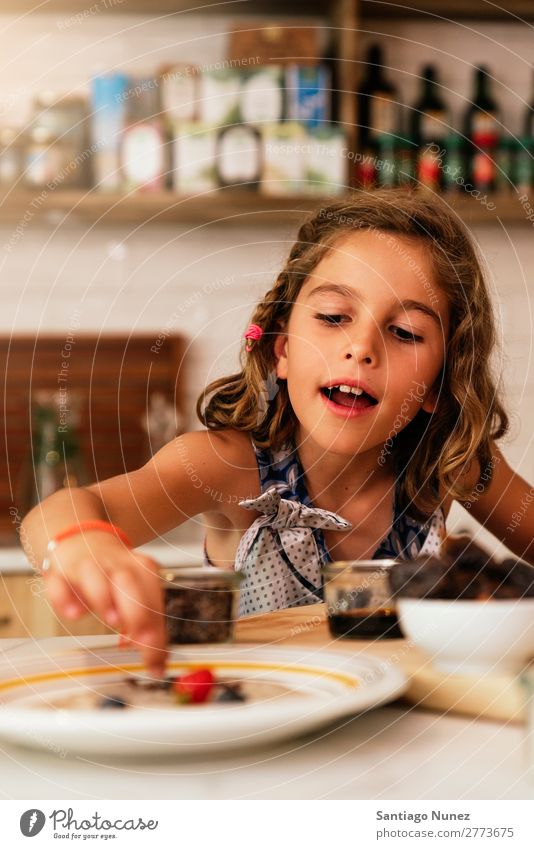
[286,65,331,127]
[173,121,218,193]
[90,72,129,191]
[261,122,346,197]
[163,62,329,128]
[304,125,346,195]
[216,124,262,189]
[32,92,88,142]
[121,121,167,192]
[120,76,167,192]
[123,75,161,123]
[239,65,285,124]
[198,69,241,126]
[171,119,347,196]
[228,21,319,66]
[25,128,67,190]
[25,92,91,190]
[160,64,198,122]
[261,122,306,195]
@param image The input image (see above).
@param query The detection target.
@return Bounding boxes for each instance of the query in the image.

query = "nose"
[342,321,379,365]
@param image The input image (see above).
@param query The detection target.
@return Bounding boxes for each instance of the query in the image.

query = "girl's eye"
[315,313,348,326]
[390,325,423,343]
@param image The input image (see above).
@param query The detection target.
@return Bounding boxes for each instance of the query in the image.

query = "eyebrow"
[306,284,442,327]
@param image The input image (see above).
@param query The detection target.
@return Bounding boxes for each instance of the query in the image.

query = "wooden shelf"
[360,0,534,20]
[0,188,531,225]
[0,0,331,14]
[0,0,528,227]
[1,0,532,19]
[0,189,337,225]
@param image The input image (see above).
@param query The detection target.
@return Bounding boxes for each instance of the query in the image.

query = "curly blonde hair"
[196,189,508,520]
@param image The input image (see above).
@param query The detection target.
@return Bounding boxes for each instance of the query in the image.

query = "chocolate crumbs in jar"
[162,568,241,644]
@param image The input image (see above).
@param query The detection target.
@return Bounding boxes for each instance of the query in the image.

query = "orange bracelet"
[41,520,133,574]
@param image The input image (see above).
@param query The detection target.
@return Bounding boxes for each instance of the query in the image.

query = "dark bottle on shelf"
[411,65,448,191]
[410,65,449,146]
[495,135,515,193]
[417,142,443,190]
[442,134,466,192]
[465,67,500,191]
[465,66,500,148]
[471,147,497,192]
[324,37,340,125]
[358,44,400,149]
[376,134,397,187]
[523,69,534,140]
[354,145,377,189]
[515,136,534,194]
[396,137,416,186]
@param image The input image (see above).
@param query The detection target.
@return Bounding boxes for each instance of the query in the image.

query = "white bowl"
[397,597,534,676]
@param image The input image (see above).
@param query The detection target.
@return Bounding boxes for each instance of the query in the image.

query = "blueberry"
[215,684,246,703]
[100,695,128,709]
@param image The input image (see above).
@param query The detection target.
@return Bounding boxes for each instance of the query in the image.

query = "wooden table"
[237,604,525,724]
[0,605,531,800]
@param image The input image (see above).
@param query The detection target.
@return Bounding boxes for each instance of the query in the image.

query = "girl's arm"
[460,443,534,566]
[20,429,246,674]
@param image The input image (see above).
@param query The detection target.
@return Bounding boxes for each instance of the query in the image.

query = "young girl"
[21,189,534,676]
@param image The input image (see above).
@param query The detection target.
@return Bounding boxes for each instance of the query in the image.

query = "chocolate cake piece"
[389,536,534,600]
[388,557,452,599]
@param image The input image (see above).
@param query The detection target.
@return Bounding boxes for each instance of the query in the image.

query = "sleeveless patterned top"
[203,434,446,617]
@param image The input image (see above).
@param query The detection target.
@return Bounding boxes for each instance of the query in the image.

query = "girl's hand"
[42,532,167,676]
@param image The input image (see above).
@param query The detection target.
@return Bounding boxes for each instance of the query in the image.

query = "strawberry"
[173,669,215,704]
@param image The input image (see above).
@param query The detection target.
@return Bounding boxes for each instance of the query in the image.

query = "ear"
[273,331,288,380]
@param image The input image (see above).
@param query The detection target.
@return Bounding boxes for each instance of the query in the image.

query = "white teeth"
[338,384,364,396]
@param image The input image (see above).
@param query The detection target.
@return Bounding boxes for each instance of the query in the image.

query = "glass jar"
[121,121,166,191]
[161,567,242,644]
[25,93,91,189]
[24,127,64,188]
[215,124,262,189]
[322,559,403,639]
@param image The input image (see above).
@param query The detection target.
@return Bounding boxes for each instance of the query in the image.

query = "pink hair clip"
[244,323,263,352]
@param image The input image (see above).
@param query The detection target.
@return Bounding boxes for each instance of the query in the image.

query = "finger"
[108,564,167,675]
[128,554,167,666]
[76,559,121,628]
[127,554,165,619]
[105,560,156,633]
[44,571,86,619]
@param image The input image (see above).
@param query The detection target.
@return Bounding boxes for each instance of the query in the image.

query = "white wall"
[2,10,533,551]
[0,217,292,425]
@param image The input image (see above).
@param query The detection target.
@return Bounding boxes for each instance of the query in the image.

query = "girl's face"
[274,229,450,459]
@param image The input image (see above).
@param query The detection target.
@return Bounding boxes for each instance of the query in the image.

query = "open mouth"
[320,384,378,411]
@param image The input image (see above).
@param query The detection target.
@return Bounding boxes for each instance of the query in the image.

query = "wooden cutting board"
[235,603,526,723]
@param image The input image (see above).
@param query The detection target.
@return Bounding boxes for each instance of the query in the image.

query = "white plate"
[0,639,406,757]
